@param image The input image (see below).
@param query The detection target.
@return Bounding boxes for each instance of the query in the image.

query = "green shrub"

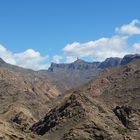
[116,127,129,135]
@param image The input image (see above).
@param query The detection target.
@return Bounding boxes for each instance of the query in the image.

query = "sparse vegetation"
[116,127,129,135]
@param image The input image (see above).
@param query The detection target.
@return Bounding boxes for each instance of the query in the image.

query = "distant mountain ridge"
[98,57,121,68]
[0,54,139,72]
[0,54,139,93]
[45,54,140,92]
[48,59,100,72]
[48,54,140,72]
[120,54,140,65]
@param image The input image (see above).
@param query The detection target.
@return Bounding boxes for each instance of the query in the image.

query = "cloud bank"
[133,42,140,53]
[115,19,140,35]
[63,19,140,62]
[63,36,128,61]
[52,55,63,63]
[0,45,49,70]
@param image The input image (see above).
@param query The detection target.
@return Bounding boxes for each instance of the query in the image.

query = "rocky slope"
[31,59,140,140]
[0,54,140,140]
[42,59,101,92]
[0,60,60,140]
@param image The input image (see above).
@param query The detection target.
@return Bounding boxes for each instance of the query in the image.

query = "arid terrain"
[0,54,140,140]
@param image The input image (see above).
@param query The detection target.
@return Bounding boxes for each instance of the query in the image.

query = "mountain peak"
[98,57,122,69]
[73,58,86,64]
[121,54,140,65]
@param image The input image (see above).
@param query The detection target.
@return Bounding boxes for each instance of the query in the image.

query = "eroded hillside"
[31,60,140,140]
[0,54,140,140]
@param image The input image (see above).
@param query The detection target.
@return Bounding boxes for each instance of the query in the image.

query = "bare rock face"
[30,93,87,136]
[62,123,110,140]
[120,54,140,65]
[48,59,100,72]
[114,106,140,130]
[0,117,41,140]
[98,57,121,69]
[10,106,37,131]
[30,91,124,140]
[114,106,132,128]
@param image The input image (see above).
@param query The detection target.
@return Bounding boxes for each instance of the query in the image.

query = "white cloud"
[63,19,140,61]
[0,45,16,64]
[65,56,77,63]
[52,55,63,63]
[115,19,140,35]
[63,36,128,61]
[14,49,49,70]
[0,45,49,70]
[132,43,140,53]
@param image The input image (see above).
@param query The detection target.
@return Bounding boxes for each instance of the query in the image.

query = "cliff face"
[48,54,140,72]
[48,59,100,72]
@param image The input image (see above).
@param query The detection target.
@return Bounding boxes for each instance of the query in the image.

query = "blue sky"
[0,0,140,70]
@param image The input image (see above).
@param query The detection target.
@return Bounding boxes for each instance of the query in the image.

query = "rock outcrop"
[98,57,121,68]
[120,54,140,65]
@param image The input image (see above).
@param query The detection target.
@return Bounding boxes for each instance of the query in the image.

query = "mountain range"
[0,54,140,140]
[41,54,140,92]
